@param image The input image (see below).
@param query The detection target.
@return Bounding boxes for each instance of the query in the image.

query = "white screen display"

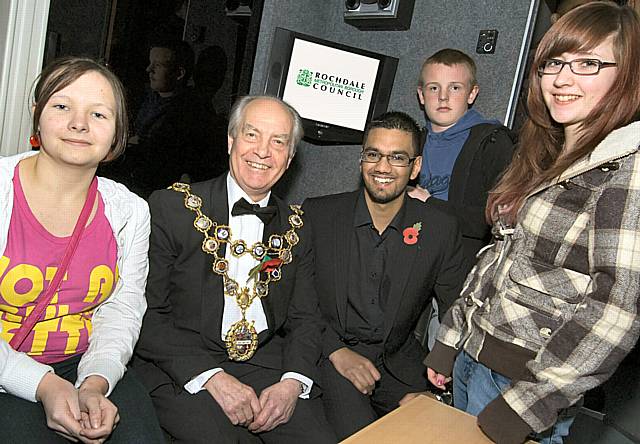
[282,38,380,131]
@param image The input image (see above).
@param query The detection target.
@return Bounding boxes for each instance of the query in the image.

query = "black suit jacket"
[134,174,322,391]
[302,190,465,386]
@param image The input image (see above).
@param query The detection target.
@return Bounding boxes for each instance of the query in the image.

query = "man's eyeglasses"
[538,58,617,76]
[360,149,417,167]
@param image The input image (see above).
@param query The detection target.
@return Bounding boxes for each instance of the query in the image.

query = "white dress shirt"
[184,173,312,397]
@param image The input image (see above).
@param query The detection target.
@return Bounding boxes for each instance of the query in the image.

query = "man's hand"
[427,367,451,390]
[204,371,261,427]
[408,185,431,202]
[77,376,119,443]
[329,347,381,395]
[248,379,300,433]
[36,373,84,442]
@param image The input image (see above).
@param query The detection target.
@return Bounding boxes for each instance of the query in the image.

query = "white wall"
[0,0,50,157]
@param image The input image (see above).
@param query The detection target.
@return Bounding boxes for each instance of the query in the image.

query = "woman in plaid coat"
[422,3,640,444]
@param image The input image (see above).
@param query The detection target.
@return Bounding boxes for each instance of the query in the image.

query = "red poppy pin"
[261,257,283,273]
[248,255,283,282]
[403,222,422,245]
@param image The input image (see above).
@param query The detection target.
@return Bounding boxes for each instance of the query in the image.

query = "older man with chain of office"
[133,95,335,443]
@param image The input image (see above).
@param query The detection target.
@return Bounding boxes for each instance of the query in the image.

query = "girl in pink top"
[0,57,162,443]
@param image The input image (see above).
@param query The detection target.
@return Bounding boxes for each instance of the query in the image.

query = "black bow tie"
[231,198,277,224]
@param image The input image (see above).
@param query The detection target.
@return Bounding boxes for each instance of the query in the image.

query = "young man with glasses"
[301,111,465,440]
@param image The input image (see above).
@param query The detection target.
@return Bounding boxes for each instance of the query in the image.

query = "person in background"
[422,3,640,443]
[410,48,516,352]
[133,95,335,444]
[303,111,464,440]
[101,39,204,197]
[413,48,515,276]
[0,57,163,443]
[131,39,195,147]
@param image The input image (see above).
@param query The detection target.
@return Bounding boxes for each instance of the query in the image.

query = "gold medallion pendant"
[225,318,258,361]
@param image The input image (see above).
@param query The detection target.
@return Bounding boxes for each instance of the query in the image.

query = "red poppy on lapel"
[403,222,422,245]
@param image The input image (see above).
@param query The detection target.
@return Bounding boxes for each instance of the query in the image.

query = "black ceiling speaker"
[345,0,360,10]
[344,0,415,30]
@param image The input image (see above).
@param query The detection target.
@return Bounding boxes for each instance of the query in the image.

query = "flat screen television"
[263,27,398,145]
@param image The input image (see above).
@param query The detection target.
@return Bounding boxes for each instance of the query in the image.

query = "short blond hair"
[418,48,477,87]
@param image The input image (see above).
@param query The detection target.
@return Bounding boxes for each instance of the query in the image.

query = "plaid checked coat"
[427,121,640,440]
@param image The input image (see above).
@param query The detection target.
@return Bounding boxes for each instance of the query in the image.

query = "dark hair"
[32,56,128,162]
[363,111,422,157]
[227,95,304,157]
[487,2,640,224]
[149,39,195,83]
[419,48,478,87]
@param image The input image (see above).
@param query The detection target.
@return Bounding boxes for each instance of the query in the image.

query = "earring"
[29,134,40,148]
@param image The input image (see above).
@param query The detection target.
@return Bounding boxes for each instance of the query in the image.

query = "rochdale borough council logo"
[295,68,366,100]
[296,69,313,87]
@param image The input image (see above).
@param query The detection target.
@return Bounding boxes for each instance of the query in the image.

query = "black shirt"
[345,191,408,343]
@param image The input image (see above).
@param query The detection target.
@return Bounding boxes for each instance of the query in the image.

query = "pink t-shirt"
[0,165,118,364]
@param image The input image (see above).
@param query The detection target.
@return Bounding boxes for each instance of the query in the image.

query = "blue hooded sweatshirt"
[419,109,499,201]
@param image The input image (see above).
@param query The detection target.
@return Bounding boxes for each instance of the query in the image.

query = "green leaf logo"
[296,69,313,87]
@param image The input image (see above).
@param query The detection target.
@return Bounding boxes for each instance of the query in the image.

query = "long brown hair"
[32,57,128,162]
[487,2,640,224]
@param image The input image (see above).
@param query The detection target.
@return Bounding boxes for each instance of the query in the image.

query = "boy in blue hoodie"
[415,49,515,276]
[410,50,515,350]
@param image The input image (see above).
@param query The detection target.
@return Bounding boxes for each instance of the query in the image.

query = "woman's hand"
[36,372,84,441]
[427,367,451,390]
[77,376,119,443]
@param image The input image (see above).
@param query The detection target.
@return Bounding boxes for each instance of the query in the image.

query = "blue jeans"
[453,351,576,444]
